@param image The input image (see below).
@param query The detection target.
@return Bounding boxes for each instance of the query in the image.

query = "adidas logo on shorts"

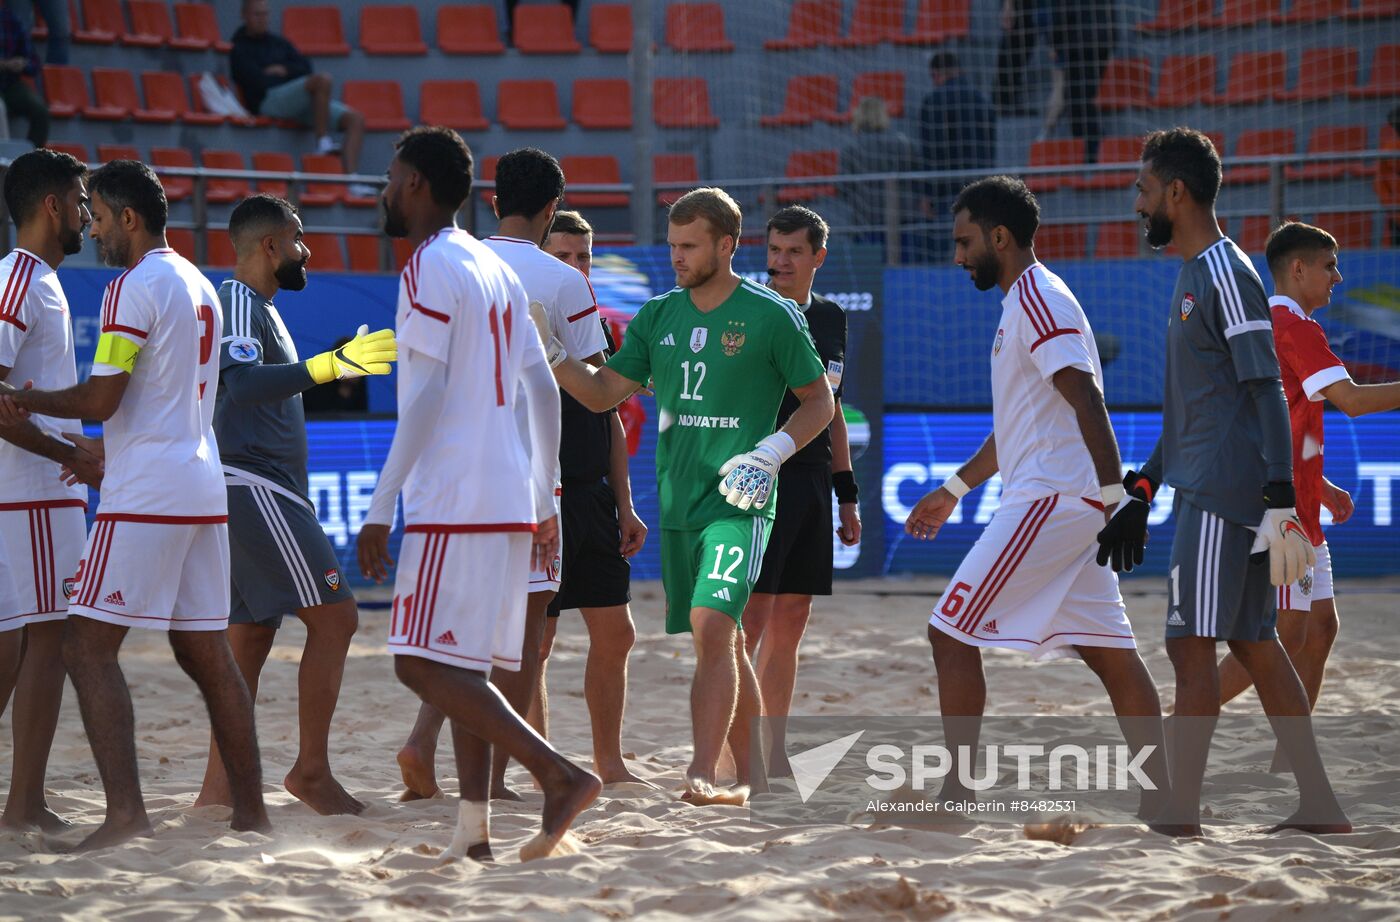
[660,333,676,346]
[435,630,458,646]
[712,587,732,602]
[982,620,999,634]
[1167,610,1186,626]
[104,590,126,607]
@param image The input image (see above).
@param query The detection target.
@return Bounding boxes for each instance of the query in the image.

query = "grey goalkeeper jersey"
[213,279,311,504]
[1155,236,1281,526]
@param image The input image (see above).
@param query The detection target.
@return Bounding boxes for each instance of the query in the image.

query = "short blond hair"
[669,187,742,243]
[549,209,593,238]
[852,96,889,133]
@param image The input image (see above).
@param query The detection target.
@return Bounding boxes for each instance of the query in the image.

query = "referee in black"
[742,205,861,775]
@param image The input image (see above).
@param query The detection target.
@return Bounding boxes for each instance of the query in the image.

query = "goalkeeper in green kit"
[536,188,833,804]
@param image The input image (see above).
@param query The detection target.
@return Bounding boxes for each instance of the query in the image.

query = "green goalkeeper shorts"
[660,516,774,634]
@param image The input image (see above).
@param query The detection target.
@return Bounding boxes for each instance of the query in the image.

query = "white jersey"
[90,248,226,520]
[396,228,549,529]
[991,263,1104,505]
[0,249,86,507]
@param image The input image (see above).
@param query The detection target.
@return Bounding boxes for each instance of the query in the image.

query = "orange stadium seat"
[477,155,498,205]
[1204,0,1278,27]
[205,231,236,268]
[31,2,51,40]
[300,153,347,207]
[1314,212,1375,249]
[1036,225,1089,261]
[1287,125,1370,181]
[1352,45,1400,98]
[186,74,255,127]
[894,0,971,45]
[150,147,194,201]
[140,71,222,125]
[515,3,582,53]
[837,0,903,47]
[1095,222,1141,259]
[252,152,294,196]
[200,150,250,204]
[437,5,504,54]
[46,142,90,162]
[851,71,905,118]
[124,0,173,47]
[419,80,489,131]
[347,235,383,273]
[173,2,230,51]
[303,234,346,271]
[166,229,195,262]
[1235,216,1273,252]
[359,5,427,55]
[778,150,839,202]
[1150,55,1217,108]
[1226,128,1295,184]
[282,6,350,55]
[590,3,632,52]
[1026,138,1085,193]
[74,0,121,44]
[343,81,411,131]
[1210,51,1285,105]
[1272,0,1345,21]
[654,153,698,205]
[1277,47,1358,101]
[1069,136,1142,190]
[497,80,566,130]
[87,67,137,120]
[572,78,632,129]
[392,238,416,271]
[43,65,88,119]
[1342,0,1400,19]
[96,143,139,162]
[665,2,733,52]
[1096,58,1151,111]
[652,78,719,128]
[765,0,842,50]
[561,155,629,207]
[761,74,843,127]
[1139,0,1212,31]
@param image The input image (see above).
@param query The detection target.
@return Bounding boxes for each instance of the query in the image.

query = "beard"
[382,198,408,239]
[968,250,1000,291]
[59,222,85,256]
[275,255,308,291]
[94,233,128,268]
[677,258,717,290]
[1144,205,1174,249]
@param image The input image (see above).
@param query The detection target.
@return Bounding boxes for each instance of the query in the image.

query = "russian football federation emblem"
[1180,292,1196,321]
[324,568,341,591]
[1300,572,1314,596]
[690,327,708,353]
[721,321,746,357]
[993,328,1005,355]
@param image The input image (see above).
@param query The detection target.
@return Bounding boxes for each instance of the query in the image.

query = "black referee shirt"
[777,292,847,468]
[558,315,616,483]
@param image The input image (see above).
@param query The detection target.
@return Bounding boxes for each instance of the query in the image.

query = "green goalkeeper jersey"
[607,278,826,530]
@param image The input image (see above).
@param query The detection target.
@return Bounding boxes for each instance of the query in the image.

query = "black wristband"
[1262,481,1296,509]
[833,470,859,504]
[1122,469,1158,503]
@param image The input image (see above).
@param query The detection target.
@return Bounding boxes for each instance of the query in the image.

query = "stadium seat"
[46,142,90,162]
[1203,0,1278,27]
[477,155,498,205]
[514,3,582,53]
[1315,212,1375,249]
[1236,216,1273,251]
[124,0,173,47]
[392,238,416,271]
[174,2,230,51]
[140,71,222,125]
[1287,125,1370,181]
[761,74,843,127]
[778,150,839,202]
[561,155,629,207]
[1210,51,1285,105]
[205,231,236,269]
[342,81,411,131]
[252,152,294,197]
[893,0,971,45]
[74,0,121,44]
[359,5,427,55]
[419,80,489,131]
[31,2,51,40]
[851,71,905,118]
[1351,45,1400,99]
[303,234,346,271]
[497,80,567,130]
[837,0,903,46]
[1095,58,1152,111]
[200,150,250,204]
[282,6,350,55]
[437,5,505,54]
[96,143,139,162]
[652,78,720,128]
[300,154,347,207]
[1150,55,1217,108]
[572,78,632,129]
[1025,138,1085,193]
[1342,0,1400,19]
[43,65,88,119]
[166,229,195,262]
[1069,136,1142,190]
[187,74,256,127]
[1139,0,1212,31]
[1226,128,1295,184]
[150,147,195,202]
[590,3,632,52]
[1272,0,1346,21]
[1276,47,1358,101]
[654,153,698,205]
[665,2,733,52]
[347,235,383,273]
[1036,225,1089,261]
[765,0,842,50]
[86,67,137,120]
[1094,222,1141,259]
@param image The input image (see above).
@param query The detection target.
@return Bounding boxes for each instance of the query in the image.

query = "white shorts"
[0,502,88,631]
[1278,540,1334,613]
[389,528,530,672]
[928,495,1136,661]
[68,515,231,632]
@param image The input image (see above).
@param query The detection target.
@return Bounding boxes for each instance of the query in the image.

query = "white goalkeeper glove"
[718,432,796,511]
[527,299,566,369]
[1250,483,1316,586]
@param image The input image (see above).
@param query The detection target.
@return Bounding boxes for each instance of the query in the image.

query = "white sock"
[442,800,490,858]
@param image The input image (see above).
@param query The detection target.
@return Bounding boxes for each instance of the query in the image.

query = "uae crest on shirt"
[1180,292,1196,321]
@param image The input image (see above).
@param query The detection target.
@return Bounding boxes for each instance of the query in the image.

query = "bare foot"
[595,763,656,788]
[192,784,232,809]
[518,764,600,862]
[285,766,365,816]
[520,830,581,861]
[680,778,749,806]
[1148,821,1204,838]
[491,783,524,802]
[397,745,441,801]
[1268,807,1352,835]
[67,815,155,852]
[0,804,72,833]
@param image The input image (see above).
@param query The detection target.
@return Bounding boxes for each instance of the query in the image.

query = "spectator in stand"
[230,0,372,197]
[994,0,1037,116]
[1045,0,1116,163]
[6,0,68,65]
[0,4,47,147]
[1378,106,1400,247]
[840,97,919,236]
[918,52,996,216]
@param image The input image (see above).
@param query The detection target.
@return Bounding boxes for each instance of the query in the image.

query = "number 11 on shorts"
[708,544,743,584]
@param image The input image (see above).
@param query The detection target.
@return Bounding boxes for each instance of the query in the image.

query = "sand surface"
[2,576,1398,920]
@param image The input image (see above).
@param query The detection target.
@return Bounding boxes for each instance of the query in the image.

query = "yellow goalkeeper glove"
[305,325,398,384]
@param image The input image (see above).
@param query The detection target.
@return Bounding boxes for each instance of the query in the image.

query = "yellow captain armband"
[93,332,141,373]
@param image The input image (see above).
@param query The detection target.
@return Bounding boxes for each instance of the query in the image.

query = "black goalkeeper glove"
[1095,469,1158,573]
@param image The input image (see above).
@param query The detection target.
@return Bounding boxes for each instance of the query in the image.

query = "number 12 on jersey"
[680,360,706,401]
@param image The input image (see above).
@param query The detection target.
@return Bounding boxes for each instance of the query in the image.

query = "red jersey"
[1271,296,1351,545]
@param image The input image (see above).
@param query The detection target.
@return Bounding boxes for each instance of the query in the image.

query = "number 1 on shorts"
[708,544,743,584]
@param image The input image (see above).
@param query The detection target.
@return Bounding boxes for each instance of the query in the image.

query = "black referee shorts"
[754,463,833,597]
[549,479,632,616]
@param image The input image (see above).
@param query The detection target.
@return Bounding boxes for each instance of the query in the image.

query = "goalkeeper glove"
[306,325,397,384]
[1095,469,1157,572]
[1251,482,1316,587]
[528,299,567,369]
[718,432,796,511]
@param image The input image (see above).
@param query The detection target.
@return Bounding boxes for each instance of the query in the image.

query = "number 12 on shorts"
[708,544,744,584]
